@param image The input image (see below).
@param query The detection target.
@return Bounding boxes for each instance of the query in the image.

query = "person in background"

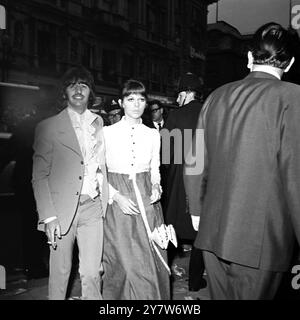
[163,72,206,291]
[102,79,170,300]
[184,23,300,299]
[143,99,168,210]
[144,99,165,130]
[32,66,109,300]
[105,98,123,126]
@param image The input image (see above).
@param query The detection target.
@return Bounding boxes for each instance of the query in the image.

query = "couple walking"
[32,67,171,300]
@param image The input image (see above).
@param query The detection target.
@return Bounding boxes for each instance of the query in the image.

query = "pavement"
[0,250,210,301]
[0,193,209,301]
[1,250,300,301]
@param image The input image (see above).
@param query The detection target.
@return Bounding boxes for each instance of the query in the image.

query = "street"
[0,251,209,300]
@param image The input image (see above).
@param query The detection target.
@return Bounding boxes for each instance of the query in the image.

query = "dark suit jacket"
[143,117,166,130]
[184,71,300,271]
[32,108,109,235]
[143,118,156,129]
[163,100,202,240]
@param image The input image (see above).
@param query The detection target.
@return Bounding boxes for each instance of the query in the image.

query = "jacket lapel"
[56,109,82,157]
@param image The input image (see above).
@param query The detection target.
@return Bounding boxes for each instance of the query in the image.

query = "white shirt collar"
[251,65,281,80]
[153,119,164,129]
[68,107,97,126]
[121,116,142,127]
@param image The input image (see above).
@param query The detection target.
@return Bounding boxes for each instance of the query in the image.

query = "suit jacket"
[32,108,108,235]
[184,71,300,272]
[143,118,156,129]
[163,100,202,239]
[143,117,166,130]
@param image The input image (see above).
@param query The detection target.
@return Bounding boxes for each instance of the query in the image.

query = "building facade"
[205,21,249,94]
[206,21,300,94]
[0,0,216,117]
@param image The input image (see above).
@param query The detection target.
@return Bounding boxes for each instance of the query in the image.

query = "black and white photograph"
[0,0,300,308]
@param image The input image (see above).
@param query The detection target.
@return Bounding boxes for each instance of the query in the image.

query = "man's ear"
[284,57,295,73]
[247,51,254,71]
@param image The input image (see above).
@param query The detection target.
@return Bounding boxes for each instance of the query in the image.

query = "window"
[128,0,139,23]
[70,37,79,62]
[82,41,94,69]
[150,60,159,82]
[43,0,56,4]
[138,55,147,78]
[146,4,168,41]
[81,0,93,7]
[102,49,117,82]
[122,53,134,78]
[37,29,56,70]
[13,20,24,50]
[58,0,67,9]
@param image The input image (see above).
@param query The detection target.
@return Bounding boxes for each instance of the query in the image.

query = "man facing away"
[32,66,108,300]
[184,23,300,299]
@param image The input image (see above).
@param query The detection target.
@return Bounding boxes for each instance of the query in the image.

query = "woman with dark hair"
[102,79,171,300]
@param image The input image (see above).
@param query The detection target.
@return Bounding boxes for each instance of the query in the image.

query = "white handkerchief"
[151,224,178,249]
[151,226,168,249]
[167,224,177,248]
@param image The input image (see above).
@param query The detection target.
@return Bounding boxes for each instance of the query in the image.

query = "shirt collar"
[121,116,142,127]
[157,119,164,126]
[251,65,281,80]
[68,107,98,126]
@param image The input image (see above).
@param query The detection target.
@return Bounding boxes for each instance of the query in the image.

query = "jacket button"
[79,176,82,180]
[81,161,84,165]
[76,192,79,195]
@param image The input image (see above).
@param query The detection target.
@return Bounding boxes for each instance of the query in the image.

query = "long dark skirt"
[102,172,170,300]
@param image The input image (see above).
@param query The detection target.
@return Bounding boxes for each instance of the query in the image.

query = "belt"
[79,194,99,206]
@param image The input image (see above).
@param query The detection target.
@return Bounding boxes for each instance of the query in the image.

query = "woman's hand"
[113,193,140,215]
[150,183,162,204]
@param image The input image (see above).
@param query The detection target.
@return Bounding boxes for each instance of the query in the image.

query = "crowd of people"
[1,22,300,300]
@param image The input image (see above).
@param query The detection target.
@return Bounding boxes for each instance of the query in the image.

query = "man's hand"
[150,184,162,204]
[191,215,200,231]
[113,193,140,215]
[45,218,62,249]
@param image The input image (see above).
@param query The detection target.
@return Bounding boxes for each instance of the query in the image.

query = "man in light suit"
[184,23,300,299]
[32,66,108,300]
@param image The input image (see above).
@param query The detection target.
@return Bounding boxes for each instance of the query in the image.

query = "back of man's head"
[177,73,203,95]
[176,73,204,105]
[250,23,294,69]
